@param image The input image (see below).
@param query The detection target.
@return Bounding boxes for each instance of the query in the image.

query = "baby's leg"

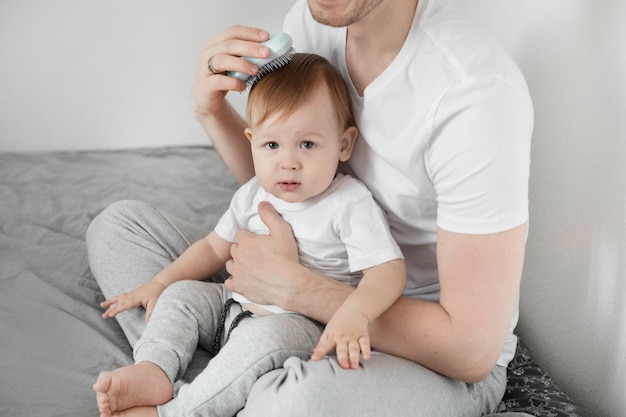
[132,281,230,382]
[157,314,323,417]
[94,281,230,416]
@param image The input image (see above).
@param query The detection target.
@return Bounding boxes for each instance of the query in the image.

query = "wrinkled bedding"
[0,147,238,417]
[0,146,584,417]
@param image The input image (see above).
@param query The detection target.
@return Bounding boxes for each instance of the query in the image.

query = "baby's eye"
[265,142,279,150]
[300,141,316,150]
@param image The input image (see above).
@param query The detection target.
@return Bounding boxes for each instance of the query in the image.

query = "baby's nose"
[280,155,300,170]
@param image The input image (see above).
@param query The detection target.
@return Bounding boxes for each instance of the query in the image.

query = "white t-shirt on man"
[284,0,534,365]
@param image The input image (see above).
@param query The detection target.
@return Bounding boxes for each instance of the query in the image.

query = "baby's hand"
[311,304,371,369]
[100,280,166,322]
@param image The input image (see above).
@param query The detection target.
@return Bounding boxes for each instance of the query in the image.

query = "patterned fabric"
[501,340,585,417]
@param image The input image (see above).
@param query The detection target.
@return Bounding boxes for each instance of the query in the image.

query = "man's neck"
[346,0,419,95]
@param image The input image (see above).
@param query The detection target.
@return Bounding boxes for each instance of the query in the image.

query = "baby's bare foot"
[112,406,159,417]
[93,362,172,417]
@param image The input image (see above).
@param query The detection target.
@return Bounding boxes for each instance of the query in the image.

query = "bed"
[0,146,584,417]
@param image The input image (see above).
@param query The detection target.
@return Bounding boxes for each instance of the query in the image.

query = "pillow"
[501,339,585,417]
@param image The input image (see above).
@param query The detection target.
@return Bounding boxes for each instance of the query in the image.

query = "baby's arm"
[311,258,406,369]
[101,231,232,321]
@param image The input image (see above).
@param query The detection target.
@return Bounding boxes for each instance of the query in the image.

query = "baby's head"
[245,53,358,203]
[246,53,355,130]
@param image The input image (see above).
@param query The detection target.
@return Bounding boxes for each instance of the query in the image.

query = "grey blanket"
[0,146,580,417]
[0,147,238,417]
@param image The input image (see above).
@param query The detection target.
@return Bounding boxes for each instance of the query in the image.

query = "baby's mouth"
[279,181,301,192]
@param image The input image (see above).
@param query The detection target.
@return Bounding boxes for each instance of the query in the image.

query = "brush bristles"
[244,47,296,90]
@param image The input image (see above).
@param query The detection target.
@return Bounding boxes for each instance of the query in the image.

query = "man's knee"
[89,199,148,228]
[87,200,147,243]
[241,356,346,416]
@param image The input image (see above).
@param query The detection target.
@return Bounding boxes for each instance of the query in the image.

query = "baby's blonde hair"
[246,53,355,129]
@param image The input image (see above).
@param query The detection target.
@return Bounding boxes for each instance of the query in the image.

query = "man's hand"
[100,280,166,322]
[311,304,371,369]
[191,25,271,120]
[224,201,300,307]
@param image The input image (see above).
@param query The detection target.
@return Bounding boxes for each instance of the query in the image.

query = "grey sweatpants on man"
[86,200,509,417]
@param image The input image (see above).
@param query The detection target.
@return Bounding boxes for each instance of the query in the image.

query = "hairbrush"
[227,32,295,90]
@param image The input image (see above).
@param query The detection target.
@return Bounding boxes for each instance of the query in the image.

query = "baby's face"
[245,87,355,203]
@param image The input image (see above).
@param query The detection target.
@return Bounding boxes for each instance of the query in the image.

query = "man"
[90,0,532,415]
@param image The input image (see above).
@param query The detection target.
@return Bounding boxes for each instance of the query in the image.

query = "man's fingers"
[257,201,292,238]
[213,25,270,45]
[223,274,237,292]
[232,228,255,246]
[203,26,271,76]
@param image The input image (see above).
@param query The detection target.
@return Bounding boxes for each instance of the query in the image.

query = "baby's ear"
[244,127,253,141]
[339,126,358,162]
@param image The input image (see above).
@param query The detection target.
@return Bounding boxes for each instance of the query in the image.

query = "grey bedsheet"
[0,146,583,417]
[0,147,239,417]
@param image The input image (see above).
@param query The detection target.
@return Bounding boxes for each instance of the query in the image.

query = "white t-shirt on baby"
[214,173,404,314]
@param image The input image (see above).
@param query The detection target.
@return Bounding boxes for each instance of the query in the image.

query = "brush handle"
[227,32,293,82]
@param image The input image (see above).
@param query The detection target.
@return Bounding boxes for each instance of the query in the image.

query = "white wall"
[456,1,626,416]
[0,0,293,151]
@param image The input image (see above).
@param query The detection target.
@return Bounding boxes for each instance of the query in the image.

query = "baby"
[94,52,406,417]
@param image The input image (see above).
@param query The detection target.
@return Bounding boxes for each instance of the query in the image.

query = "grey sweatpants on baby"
[137,280,322,417]
[87,200,508,417]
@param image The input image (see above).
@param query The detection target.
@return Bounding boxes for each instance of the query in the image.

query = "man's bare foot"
[93,362,173,417]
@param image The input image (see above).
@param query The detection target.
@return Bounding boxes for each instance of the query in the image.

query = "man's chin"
[307,0,384,28]
[307,1,353,27]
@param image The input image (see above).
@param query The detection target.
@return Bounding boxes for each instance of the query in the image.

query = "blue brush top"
[227,32,295,90]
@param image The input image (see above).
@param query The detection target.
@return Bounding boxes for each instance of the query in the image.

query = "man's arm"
[190,26,272,183]
[225,203,526,383]
[368,225,526,382]
[194,103,253,184]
